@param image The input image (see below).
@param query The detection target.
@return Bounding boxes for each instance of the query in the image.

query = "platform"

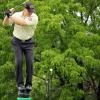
[17,98,32,100]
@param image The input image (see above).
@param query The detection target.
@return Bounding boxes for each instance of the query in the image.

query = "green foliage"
[0,0,100,100]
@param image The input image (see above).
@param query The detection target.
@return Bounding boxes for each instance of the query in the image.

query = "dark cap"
[24,1,35,13]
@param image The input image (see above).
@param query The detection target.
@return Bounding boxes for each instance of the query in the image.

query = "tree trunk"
[78,83,85,100]
[97,81,100,100]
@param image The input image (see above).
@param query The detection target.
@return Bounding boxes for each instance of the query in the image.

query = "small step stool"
[17,98,32,100]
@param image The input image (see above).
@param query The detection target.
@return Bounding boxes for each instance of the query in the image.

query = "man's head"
[23,1,35,16]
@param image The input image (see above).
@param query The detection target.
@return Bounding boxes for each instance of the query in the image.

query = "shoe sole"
[18,92,30,98]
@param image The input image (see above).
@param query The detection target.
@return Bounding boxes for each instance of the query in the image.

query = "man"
[3,1,38,97]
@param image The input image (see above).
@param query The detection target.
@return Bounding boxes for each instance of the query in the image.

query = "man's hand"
[5,8,15,18]
[10,8,15,14]
[3,8,15,26]
[5,10,11,18]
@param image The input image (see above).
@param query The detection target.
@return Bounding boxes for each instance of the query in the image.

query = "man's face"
[23,8,32,16]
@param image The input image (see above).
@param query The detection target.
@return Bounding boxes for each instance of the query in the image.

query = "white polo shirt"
[10,11,38,40]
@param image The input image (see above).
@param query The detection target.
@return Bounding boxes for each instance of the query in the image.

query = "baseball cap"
[24,1,35,13]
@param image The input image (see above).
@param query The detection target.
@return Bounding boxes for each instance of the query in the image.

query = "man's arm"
[3,8,27,26]
[10,15,27,26]
[3,16,10,26]
[3,15,27,26]
[3,8,15,26]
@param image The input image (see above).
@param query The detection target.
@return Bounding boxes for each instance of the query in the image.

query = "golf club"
[0,1,27,16]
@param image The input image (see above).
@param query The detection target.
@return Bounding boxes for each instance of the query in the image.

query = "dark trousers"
[12,37,34,87]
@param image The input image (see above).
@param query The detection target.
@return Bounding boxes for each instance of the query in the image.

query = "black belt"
[13,37,32,42]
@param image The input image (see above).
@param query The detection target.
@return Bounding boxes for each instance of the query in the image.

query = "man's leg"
[12,39,24,87]
[24,43,34,87]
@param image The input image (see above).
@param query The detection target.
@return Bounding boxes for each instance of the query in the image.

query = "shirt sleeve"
[25,14,38,26]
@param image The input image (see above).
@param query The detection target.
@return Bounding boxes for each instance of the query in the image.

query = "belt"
[13,37,32,42]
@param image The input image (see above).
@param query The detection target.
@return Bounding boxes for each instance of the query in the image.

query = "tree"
[0,0,100,100]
